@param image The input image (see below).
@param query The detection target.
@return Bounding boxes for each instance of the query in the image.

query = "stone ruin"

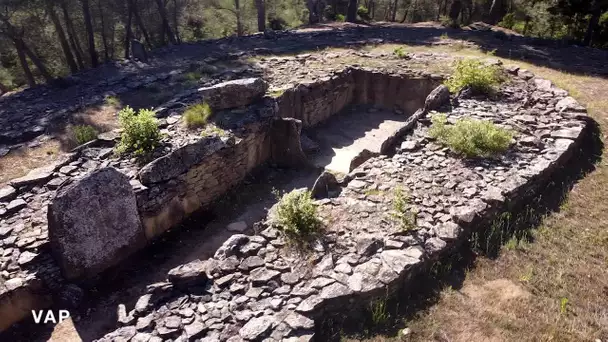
[0,50,591,341]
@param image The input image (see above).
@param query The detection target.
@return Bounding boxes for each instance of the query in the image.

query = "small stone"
[400,140,419,152]
[283,312,314,330]
[6,199,27,214]
[5,277,24,291]
[17,251,37,265]
[249,267,280,285]
[425,237,447,254]
[134,294,152,313]
[0,186,16,202]
[164,316,181,329]
[184,320,206,338]
[239,316,274,340]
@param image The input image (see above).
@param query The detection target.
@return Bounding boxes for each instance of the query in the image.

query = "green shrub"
[117,106,161,157]
[445,58,503,94]
[72,125,98,145]
[357,5,371,20]
[391,187,417,231]
[393,46,407,59]
[336,14,345,22]
[498,13,516,29]
[184,103,212,129]
[273,189,322,239]
[428,114,513,158]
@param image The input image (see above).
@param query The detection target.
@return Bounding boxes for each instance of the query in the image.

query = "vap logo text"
[31,310,70,324]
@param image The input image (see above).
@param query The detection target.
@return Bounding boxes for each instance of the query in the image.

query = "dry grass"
[0,140,62,185]
[339,43,608,342]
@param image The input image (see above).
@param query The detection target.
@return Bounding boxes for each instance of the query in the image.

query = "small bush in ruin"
[117,106,161,157]
[104,95,121,107]
[184,103,212,129]
[429,114,513,158]
[370,297,390,326]
[336,14,346,22]
[393,46,407,59]
[71,125,98,145]
[392,187,417,231]
[273,189,322,239]
[444,58,503,94]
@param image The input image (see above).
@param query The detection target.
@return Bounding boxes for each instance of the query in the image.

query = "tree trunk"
[81,0,99,67]
[59,0,85,69]
[256,0,266,32]
[46,0,78,73]
[347,0,357,22]
[20,39,54,83]
[583,5,601,46]
[235,0,244,36]
[131,0,154,48]
[173,0,181,43]
[98,0,110,61]
[449,0,462,24]
[306,0,318,24]
[155,0,177,44]
[13,38,36,87]
[391,0,399,21]
[125,1,134,59]
[488,0,503,25]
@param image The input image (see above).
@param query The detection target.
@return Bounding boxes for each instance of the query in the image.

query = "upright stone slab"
[48,167,146,280]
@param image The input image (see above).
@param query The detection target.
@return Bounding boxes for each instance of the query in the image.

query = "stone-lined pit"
[94,66,591,342]
[0,65,439,333]
[0,52,592,340]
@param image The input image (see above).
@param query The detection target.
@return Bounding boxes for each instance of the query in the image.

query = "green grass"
[391,187,417,231]
[201,125,227,137]
[393,46,408,59]
[444,58,503,94]
[428,114,513,158]
[71,125,98,145]
[184,103,212,129]
[370,298,390,327]
[116,106,161,157]
[104,95,121,107]
[273,189,322,240]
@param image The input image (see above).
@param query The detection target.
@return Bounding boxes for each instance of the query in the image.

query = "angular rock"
[5,199,27,214]
[555,96,585,113]
[249,267,281,285]
[311,171,339,199]
[167,259,209,289]
[434,222,461,241]
[197,78,268,110]
[283,312,314,330]
[424,85,450,111]
[48,167,146,279]
[0,186,16,202]
[214,234,250,260]
[269,118,309,168]
[239,315,274,340]
[10,167,53,187]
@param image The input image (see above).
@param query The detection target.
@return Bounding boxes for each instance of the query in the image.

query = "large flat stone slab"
[48,167,146,280]
[307,106,412,174]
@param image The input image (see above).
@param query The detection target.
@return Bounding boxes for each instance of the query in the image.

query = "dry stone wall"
[0,52,593,338]
[96,67,591,342]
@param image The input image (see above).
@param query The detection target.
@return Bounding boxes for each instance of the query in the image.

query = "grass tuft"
[445,58,503,94]
[184,103,212,129]
[393,46,408,59]
[273,189,322,240]
[429,114,513,158]
[71,125,98,145]
[391,187,417,231]
[116,106,161,157]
